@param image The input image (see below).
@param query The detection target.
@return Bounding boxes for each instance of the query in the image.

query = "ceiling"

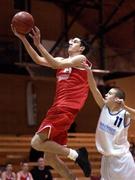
[0,0,135,77]
[44,0,135,70]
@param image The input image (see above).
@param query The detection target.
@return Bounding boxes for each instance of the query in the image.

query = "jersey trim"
[107,106,124,116]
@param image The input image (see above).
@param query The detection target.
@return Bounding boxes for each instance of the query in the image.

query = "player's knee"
[31,134,41,150]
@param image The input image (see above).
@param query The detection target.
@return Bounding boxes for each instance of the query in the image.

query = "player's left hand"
[29,26,41,47]
[115,98,125,106]
[81,61,92,70]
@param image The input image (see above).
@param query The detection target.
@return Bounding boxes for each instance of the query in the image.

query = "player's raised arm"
[124,106,135,120]
[82,62,105,109]
[29,27,59,67]
[54,55,86,68]
[30,29,88,68]
[114,98,135,120]
[119,101,135,120]
[11,25,51,68]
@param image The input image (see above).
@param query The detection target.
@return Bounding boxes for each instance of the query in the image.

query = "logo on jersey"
[99,121,116,135]
[57,68,72,81]
[63,68,72,73]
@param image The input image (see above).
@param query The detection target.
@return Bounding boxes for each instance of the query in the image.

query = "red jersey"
[5,175,15,180]
[37,62,90,144]
[52,66,89,110]
[3,173,15,180]
[19,173,31,180]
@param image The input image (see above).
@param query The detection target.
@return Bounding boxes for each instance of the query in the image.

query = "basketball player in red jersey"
[12,25,91,180]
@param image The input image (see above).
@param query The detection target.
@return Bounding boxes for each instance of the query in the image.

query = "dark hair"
[20,160,29,166]
[113,87,126,100]
[80,38,90,55]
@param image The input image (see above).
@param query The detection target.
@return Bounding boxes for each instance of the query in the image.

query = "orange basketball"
[12,11,34,34]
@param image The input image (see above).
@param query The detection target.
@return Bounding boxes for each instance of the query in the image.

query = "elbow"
[49,63,59,69]
[33,55,42,65]
[36,61,41,65]
[49,62,62,69]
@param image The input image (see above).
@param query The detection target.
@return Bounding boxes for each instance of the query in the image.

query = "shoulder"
[12,172,16,177]
[100,104,106,110]
[28,172,32,175]
[69,55,87,67]
[124,111,131,126]
[1,171,6,176]
[74,54,86,60]
[125,111,130,118]
[17,171,22,175]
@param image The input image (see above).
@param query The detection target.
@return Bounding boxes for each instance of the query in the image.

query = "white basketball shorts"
[100,151,135,180]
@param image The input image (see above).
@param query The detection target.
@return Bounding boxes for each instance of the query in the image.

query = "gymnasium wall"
[0,74,135,135]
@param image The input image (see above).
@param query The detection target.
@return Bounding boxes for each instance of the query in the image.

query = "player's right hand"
[11,24,25,39]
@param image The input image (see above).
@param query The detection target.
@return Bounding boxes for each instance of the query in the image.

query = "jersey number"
[114,116,123,127]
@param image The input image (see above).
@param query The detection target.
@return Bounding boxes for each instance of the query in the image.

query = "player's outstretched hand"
[114,98,125,107]
[11,24,25,40]
[29,26,41,47]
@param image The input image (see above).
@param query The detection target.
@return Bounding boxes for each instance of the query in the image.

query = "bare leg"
[45,152,76,180]
[31,130,91,178]
[31,132,70,156]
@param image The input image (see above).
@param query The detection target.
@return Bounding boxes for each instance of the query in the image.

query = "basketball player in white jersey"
[83,62,135,180]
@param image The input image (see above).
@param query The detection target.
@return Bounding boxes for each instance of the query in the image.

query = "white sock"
[67,148,78,161]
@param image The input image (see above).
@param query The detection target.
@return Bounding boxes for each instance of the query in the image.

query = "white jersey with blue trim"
[96,105,130,156]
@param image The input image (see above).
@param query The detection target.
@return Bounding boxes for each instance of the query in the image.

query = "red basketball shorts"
[37,107,78,145]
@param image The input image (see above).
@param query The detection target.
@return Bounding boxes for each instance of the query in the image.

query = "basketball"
[12,11,34,34]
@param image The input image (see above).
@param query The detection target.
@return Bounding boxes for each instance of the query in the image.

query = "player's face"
[68,37,82,54]
[22,163,29,171]
[105,88,117,103]
[38,158,45,167]
[6,164,13,171]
